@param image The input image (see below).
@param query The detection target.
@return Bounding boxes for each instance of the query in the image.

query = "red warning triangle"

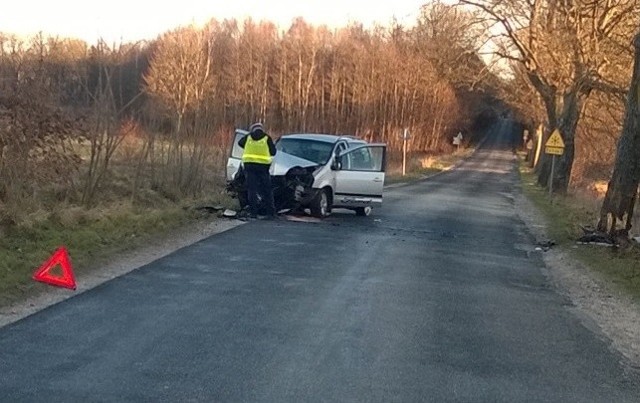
[32,247,76,290]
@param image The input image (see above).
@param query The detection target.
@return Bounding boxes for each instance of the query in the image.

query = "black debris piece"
[535,240,556,251]
[576,225,616,246]
[576,233,616,246]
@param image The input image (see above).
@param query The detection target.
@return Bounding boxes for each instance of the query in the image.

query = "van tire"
[310,189,331,218]
[355,207,371,217]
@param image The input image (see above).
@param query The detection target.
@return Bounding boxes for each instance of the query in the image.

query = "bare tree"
[460,0,639,192]
[0,34,84,221]
[143,27,214,194]
[82,41,143,205]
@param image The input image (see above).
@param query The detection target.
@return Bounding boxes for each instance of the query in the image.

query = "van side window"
[343,147,384,171]
[346,148,371,170]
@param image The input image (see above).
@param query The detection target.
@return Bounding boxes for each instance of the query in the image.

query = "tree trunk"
[533,124,543,168]
[597,33,640,235]
[554,90,587,191]
[536,89,588,193]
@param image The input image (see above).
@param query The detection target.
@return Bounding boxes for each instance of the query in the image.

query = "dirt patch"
[0,218,243,328]
[515,191,640,367]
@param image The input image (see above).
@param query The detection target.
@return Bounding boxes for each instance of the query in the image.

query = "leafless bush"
[0,92,83,223]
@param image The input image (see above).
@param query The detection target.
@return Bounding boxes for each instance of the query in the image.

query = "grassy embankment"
[0,136,236,308]
[518,158,640,300]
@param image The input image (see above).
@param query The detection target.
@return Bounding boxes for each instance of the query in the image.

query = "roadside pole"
[402,128,409,176]
[548,155,555,196]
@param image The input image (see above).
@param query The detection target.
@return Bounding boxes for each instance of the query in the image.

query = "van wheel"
[355,207,371,217]
[310,189,331,218]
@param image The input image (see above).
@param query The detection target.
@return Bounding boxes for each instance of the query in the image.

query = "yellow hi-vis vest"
[242,136,272,165]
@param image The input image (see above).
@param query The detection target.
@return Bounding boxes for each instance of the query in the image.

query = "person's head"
[249,122,265,136]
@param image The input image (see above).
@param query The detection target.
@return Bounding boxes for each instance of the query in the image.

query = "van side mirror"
[331,156,342,171]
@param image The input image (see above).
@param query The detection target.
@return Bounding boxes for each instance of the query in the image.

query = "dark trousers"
[245,164,275,216]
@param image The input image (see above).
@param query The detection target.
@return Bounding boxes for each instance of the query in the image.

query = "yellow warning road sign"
[546,129,565,148]
[545,129,565,155]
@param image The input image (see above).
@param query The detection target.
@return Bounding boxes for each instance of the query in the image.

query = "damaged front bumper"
[226,165,318,214]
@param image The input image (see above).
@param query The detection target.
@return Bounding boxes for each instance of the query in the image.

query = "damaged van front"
[226,130,386,218]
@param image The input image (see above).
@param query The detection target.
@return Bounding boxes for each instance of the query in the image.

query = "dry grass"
[385,148,474,184]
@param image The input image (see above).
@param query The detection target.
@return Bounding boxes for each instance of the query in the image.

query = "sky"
[1,0,426,44]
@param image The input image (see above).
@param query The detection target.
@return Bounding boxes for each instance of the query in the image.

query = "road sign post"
[402,128,409,176]
[548,155,556,196]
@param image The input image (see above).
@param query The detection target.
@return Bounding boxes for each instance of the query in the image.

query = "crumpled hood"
[270,151,318,176]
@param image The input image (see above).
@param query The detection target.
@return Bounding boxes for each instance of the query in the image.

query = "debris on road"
[535,240,556,251]
[284,215,322,223]
[222,205,325,223]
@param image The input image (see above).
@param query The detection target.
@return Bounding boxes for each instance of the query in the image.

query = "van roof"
[280,133,365,144]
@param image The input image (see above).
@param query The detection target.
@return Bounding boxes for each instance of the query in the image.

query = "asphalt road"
[1,121,639,402]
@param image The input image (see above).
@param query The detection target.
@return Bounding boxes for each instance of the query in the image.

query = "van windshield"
[276,138,335,165]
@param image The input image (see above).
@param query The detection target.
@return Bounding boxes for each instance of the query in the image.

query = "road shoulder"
[515,189,640,368]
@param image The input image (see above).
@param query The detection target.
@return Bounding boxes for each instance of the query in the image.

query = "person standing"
[239,122,277,219]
